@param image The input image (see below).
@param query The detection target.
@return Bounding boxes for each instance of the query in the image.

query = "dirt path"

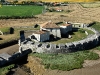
[0,44,19,55]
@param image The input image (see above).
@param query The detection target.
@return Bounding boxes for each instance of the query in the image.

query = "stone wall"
[19,24,100,54]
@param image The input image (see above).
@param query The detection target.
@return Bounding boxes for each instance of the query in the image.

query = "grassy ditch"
[0,64,15,75]
[29,50,99,71]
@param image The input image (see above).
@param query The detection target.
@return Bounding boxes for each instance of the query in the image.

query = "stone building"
[40,21,61,38]
[60,22,72,35]
[31,21,72,42]
[32,30,50,42]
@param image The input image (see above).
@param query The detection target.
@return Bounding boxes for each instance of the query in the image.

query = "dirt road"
[0,44,19,55]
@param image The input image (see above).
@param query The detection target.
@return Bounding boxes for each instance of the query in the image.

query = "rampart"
[19,24,100,54]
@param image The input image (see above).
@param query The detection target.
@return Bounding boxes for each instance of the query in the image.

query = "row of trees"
[0,0,68,6]
[0,0,43,5]
[0,15,37,19]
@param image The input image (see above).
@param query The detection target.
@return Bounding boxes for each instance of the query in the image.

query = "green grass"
[0,27,10,33]
[0,64,15,75]
[91,22,100,32]
[30,50,99,71]
[51,28,94,44]
[0,5,44,17]
[88,22,100,51]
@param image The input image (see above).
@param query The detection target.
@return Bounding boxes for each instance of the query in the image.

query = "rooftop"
[60,22,72,26]
[33,30,48,34]
[41,21,60,29]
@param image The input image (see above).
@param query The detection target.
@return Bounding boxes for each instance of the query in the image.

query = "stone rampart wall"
[19,24,100,53]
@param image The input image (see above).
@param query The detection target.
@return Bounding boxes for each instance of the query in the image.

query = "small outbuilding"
[60,22,72,34]
[32,30,50,42]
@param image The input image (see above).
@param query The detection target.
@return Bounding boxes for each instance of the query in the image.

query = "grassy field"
[0,5,44,17]
[30,50,99,71]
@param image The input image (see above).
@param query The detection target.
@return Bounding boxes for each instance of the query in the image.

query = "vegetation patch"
[29,50,99,71]
[0,64,15,75]
[80,2,100,8]
[91,22,100,32]
[0,27,10,34]
[0,5,44,19]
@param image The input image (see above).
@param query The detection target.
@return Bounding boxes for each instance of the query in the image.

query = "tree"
[0,0,5,3]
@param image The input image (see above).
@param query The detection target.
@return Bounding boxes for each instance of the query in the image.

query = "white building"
[32,30,50,42]
[60,22,72,34]
[32,21,72,42]
[40,21,61,38]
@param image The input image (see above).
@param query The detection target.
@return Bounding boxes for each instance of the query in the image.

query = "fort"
[19,22,100,54]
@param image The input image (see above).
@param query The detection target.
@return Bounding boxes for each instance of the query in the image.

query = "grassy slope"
[0,64,14,75]
[0,5,44,17]
[30,50,99,71]
[91,22,100,32]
